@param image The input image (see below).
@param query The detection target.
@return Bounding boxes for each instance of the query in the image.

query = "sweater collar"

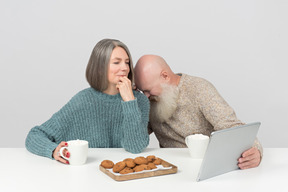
[176,73,186,89]
[90,88,122,101]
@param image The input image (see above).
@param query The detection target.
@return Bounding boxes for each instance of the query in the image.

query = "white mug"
[59,139,89,165]
[185,134,209,159]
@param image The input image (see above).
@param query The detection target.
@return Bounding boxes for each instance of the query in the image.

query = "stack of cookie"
[100,155,162,174]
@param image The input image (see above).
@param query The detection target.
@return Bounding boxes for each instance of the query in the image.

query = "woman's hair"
[86,39,134,91]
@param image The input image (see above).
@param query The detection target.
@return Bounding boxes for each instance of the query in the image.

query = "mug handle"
[59,147,69,160]
[185,136,189,146]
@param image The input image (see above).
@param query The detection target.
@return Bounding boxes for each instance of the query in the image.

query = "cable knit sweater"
[149,74,263,155]
[25,88,150,159]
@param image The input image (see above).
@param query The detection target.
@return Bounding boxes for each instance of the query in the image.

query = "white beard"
[149,84,179,123]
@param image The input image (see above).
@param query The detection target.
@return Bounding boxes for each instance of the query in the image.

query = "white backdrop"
[1,0,287,148]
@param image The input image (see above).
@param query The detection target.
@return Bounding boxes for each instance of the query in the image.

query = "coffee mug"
[185,134,209,159]
[59,139,89,165]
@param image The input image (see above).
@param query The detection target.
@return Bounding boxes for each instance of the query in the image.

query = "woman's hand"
[52,141,70,164]
[116,77,135,101]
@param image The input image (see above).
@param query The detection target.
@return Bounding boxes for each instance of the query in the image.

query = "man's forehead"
[135,65,159,88]
[141,77,158,91]
[137,77,150,90]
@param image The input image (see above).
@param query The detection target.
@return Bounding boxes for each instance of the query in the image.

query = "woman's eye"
[113,62,119,64]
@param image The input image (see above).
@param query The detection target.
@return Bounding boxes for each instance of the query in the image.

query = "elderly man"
[134,55,262,169]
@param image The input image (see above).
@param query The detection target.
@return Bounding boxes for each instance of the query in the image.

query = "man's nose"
[144,92,150,98]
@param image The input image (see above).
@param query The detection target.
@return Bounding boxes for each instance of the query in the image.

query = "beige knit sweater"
[149,74,263,155]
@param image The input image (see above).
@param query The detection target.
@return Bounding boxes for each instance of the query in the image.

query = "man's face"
[135,75,163,99]
[149,83,179,123]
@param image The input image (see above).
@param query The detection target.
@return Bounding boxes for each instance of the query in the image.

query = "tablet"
[196,122,261,181]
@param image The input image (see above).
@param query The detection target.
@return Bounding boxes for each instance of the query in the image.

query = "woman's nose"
[121,62,129,70]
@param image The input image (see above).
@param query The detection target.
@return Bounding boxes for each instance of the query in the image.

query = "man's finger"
[238,159,258,169]
[238,155,254,163]
[238,152,260,169]
[242,147,256,157]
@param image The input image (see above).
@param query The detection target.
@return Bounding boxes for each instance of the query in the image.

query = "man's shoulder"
[181,74,213,88]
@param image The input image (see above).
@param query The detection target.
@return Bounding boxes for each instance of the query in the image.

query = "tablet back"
[196,122,261,181]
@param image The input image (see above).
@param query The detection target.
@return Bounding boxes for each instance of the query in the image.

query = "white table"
[0,148,287,192]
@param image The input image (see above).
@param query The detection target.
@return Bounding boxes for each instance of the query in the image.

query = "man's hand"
[238,147,261,169]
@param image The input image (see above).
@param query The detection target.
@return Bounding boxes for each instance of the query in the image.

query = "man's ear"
[160,70,170,82]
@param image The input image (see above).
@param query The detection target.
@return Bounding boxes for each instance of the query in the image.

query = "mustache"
[149,95,160,102]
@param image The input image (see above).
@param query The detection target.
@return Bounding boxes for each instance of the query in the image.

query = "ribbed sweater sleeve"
[196,78,244,130]
[25,88,150,159]
[25,116,61,159]
[195,78,263,157]
[120,91,150,153]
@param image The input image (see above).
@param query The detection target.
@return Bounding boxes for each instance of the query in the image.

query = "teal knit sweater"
[25,88,150,159]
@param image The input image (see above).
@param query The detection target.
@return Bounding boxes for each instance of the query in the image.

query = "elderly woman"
[25,39,150,164]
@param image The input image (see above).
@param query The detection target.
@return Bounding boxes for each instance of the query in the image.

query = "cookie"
[119,167,134,174]
[147,162,157,169]
[113,161,126,173]
[123,158,136,168]
[134,156,148,165]
[153,158,162,165]
[140,164,150,170]
[146,155,156,162]
[100,160,114,169]
[133,165,145,172]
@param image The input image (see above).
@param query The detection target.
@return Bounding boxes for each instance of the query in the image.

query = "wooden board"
[99,158,177,181]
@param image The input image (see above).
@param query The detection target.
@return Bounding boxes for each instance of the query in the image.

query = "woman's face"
[107,46,130,86]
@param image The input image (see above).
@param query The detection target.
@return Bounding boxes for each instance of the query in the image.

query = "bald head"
[135,55,172,77]
[134,55,180,98]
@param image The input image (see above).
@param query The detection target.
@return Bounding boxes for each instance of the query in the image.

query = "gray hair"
[86,39,134,91]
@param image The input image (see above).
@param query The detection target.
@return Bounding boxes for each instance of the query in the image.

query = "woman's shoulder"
[62,88,97,108]
[75,87,95,95]
[133,90,149,104]
[133,90,148,100]
[132,90,150,113]
[50,88,99,119]
[71,87,99,99]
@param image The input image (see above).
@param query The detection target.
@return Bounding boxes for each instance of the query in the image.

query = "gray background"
[1,0,287,148]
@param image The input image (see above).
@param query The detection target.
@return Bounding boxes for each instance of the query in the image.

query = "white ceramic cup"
[59,139,89,165]
[185,134,209,159]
